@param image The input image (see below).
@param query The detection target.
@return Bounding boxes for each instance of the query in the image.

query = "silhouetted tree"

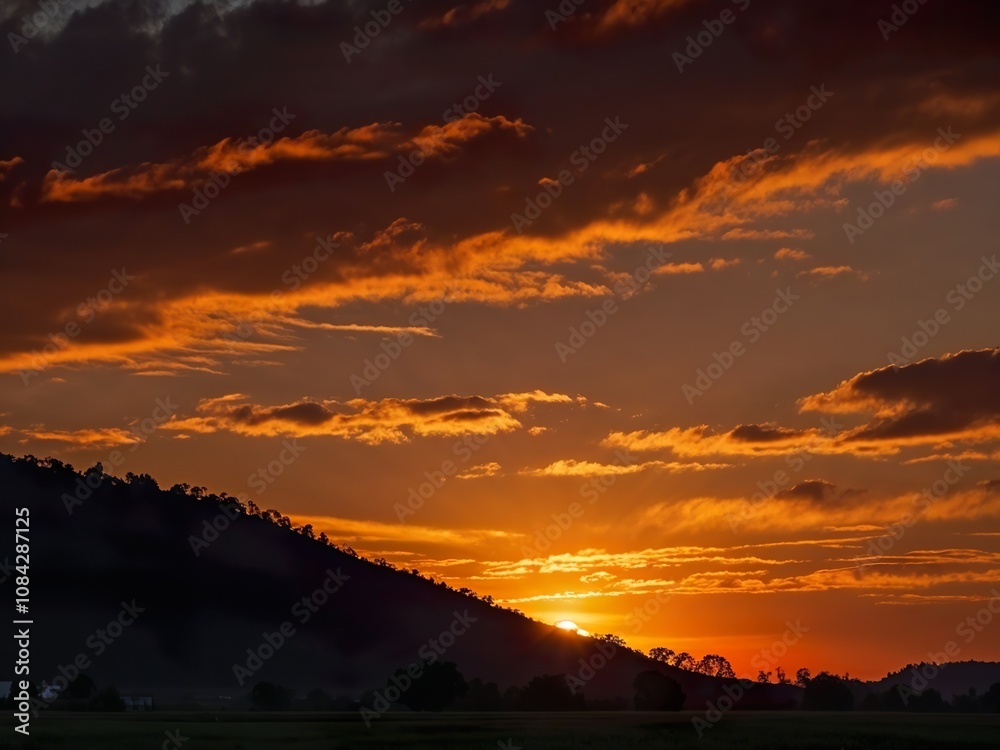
[775,666,790,685]
[673,652,697,671]
[399,661,467,712]
[696,654,736,679]
[757,670,772,684]
[649,647,676,664]
[795,668,811,687]
[802,672,853,711]
[633,670,686,710]
[596,633,627,648]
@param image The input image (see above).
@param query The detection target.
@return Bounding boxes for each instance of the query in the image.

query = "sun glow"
[555,620,590,636]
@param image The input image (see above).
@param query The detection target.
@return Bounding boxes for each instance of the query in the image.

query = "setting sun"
[2,0,999,745]
[555,620,590,637]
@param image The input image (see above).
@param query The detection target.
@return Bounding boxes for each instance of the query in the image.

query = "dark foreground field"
[3,712,1000,750]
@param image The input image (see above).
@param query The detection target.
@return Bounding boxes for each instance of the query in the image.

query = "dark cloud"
[775,480,865,503]
[403,395,495,416]
[2,0,1000,374]
[729,424,808,443]
[159,390,574,442]
[802,348,1000,445]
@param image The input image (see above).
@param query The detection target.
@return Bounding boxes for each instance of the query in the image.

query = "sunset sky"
[2,0,999,680]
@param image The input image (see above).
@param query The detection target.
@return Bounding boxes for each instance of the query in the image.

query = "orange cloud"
[41,114,532,203]
[709,258,741,270]
[12,129,1000,379]
[799,348,1000,449]
[0,156,23,180]
[610,349,1000,461]
[522,458,729,477]
[162,391,578,444]
[457,462,502,479]
[19,427,142,450]
[597,0,694,31]
[640,487,1000,535]
[653,262,704,275]
[419,0,510,29]
[797,265,870,282]
[287,514,520,545]
[603,423,847,458]
[774,247,810,261]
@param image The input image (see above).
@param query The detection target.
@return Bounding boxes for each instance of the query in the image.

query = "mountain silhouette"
[4,453,994,711]
[2,453,789,708]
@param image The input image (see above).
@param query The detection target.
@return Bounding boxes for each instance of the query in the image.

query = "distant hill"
[0,453,800,709]
[871,662,1000,701]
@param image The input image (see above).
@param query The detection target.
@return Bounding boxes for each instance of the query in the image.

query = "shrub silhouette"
[802,672,853,711]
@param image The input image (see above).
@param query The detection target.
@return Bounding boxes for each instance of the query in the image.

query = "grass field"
[2,711,999,749]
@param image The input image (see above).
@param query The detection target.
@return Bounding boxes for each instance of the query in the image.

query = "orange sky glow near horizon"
[2,0,999,683]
